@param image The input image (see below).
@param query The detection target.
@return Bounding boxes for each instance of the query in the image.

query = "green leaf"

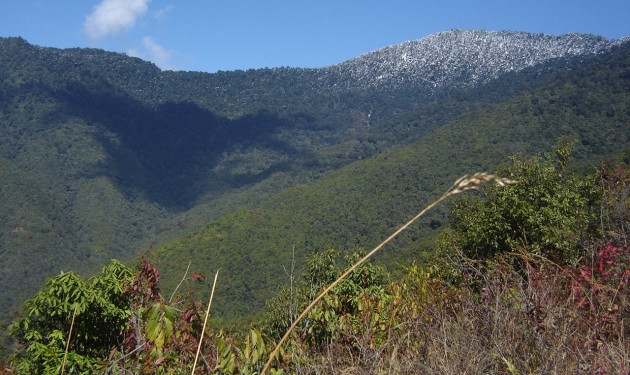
[145,317,160,341]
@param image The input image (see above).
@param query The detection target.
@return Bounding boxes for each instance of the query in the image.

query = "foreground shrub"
[8,260,133,374]
[273,243,629,374]
[440,143,600,264]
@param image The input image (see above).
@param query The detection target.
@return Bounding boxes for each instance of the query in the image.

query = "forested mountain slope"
[0,31,625,325]
[155,40,630,317]
[321,29,616,91]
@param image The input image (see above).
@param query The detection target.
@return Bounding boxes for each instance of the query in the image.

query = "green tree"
[439,143,600,264]
[9,260,133,374]
[263,248,387,346]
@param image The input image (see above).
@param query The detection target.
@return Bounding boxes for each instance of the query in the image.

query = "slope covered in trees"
[0,33,628,335]
[154,41,630,317]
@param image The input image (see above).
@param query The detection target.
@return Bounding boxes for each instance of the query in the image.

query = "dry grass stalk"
[60,303,78,375]
[260,173,516,374]
[191,270,219,375]
[169,260,192,303]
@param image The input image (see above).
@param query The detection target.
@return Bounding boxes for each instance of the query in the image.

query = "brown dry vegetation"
[277,245,629,374]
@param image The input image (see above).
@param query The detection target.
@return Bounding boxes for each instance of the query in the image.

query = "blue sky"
[1,0,629,73]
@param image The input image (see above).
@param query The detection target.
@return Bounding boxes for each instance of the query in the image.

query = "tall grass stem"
[191,270,219,375]
[260,172,515,374]
[60,303,78,375]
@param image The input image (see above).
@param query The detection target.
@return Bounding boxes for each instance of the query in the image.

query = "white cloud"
[127,47,141,57]
[153,5,174,20]
[128,36,176,70]
[84,0,153,40]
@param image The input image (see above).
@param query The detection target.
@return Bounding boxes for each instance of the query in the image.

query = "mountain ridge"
[322,29,620,92]
[2,29,623,101]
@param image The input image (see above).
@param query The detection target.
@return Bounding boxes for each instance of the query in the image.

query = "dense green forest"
[155,41,630,317]
[2,35,624,327]
[1,35,630,371]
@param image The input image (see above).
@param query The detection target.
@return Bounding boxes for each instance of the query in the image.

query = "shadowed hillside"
[0,33,627,330]
[155,40,630,317]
